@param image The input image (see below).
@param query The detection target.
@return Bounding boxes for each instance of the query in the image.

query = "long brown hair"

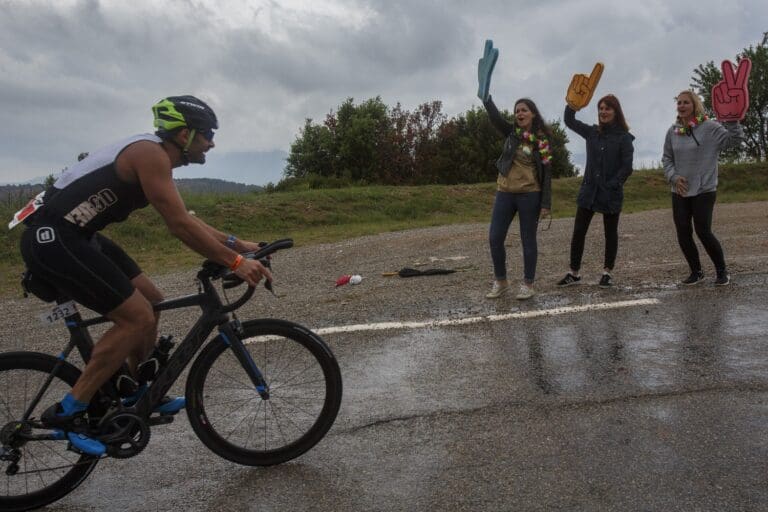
[514,98,553,138]
[597,94,629,132]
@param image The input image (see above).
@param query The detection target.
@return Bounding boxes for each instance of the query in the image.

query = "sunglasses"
[196,128,215,142]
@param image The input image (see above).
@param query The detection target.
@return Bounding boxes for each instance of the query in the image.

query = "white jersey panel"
[53,134,162,190]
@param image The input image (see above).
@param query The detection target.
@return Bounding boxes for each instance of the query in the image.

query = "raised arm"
[563,105,592,140]
[711,121,745,151]
[483,96,515,137]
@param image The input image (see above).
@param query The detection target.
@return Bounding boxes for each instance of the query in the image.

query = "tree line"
[281,97,576,189]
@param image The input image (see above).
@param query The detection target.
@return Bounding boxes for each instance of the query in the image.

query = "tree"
[548,120,576,178]
[691,32,768,161]
[284,119,334,179]
[283,97,578,186]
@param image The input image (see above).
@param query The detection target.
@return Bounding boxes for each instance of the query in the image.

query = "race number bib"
[39,300,78,325]
[9,191,45,229]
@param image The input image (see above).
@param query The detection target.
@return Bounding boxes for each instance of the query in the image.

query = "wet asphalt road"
[44,272,768,511]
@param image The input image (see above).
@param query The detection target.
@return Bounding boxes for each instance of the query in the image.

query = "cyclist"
[17,95,272,455]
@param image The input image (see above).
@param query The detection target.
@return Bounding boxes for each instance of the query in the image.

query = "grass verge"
[1,164,766,296]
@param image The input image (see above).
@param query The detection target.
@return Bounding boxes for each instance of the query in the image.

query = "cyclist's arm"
[122,144,270,284]
[187,215,263,253]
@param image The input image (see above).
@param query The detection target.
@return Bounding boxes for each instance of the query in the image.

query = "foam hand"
[565,62,604,111]
[712,58,751,121]
[477,39,499,102]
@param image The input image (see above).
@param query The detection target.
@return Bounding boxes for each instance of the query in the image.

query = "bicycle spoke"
[38,440,80,467]
[210,359,252,390]
[268,358,324,389]
[187,320,340,466]
[223,400,262,442]
[263,400,297,447]
[270,375,327,392]
[0,355,99,509]
[269,396,320,421]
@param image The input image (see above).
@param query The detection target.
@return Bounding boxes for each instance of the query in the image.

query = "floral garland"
[675,114,708,135]
[515,128,552,164]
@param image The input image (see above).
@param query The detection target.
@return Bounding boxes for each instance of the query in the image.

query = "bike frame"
[22,266,269,423]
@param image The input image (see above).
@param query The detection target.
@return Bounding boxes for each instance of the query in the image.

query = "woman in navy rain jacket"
[557,94,634,288]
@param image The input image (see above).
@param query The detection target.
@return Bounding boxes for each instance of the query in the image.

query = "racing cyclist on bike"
[18,95,272,456]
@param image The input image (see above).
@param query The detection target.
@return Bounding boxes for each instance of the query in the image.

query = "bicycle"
[0,239,343,511]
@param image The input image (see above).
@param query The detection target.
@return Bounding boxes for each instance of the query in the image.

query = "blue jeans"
[489,191,541,283]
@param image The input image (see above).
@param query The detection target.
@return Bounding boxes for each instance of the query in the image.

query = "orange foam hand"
[566,62,604,111]
[712,58,751,121]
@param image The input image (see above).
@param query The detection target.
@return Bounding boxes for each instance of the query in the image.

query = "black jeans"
[671,191,726,273]
[569,207,620,272]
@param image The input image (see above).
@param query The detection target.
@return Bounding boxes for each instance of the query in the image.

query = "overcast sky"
[1,0,765,186]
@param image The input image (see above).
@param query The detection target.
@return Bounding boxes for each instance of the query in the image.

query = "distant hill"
[0,178,262,209]
[174,178,263,194]
[0,184,44,208]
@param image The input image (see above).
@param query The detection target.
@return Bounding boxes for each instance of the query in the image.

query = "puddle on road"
[335,284,768,417]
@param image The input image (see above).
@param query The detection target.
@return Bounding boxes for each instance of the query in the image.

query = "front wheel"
[0,352,99,512]
[185,319,343,466]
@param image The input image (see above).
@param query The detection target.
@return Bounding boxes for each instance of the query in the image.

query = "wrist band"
[229,254,244,271]
[226,234,237,248]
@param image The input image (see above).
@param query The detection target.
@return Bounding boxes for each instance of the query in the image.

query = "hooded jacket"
[564,106,634,214]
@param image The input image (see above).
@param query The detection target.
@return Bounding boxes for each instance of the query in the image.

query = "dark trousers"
[569,207,620,272]
[489,191,541,283]
[671,192,726,273]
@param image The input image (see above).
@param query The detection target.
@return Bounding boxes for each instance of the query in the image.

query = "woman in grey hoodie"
[662,90,743,286]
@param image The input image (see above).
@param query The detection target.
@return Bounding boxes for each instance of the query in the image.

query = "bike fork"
[218,326,270,400]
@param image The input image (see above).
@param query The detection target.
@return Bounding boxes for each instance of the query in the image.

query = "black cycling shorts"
[20,219,142,315]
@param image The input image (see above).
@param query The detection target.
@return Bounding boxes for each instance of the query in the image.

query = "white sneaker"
[485,281,510,299]
[515,283,535,300]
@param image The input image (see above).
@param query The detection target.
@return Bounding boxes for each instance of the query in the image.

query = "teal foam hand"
[477,39,498,102]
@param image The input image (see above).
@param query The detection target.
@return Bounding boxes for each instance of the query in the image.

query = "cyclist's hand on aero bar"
[240,240,268,252]
[234,257,273,287]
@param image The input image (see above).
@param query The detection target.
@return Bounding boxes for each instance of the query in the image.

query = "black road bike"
[0,239,343,511]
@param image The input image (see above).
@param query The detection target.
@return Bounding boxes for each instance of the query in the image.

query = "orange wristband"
[229,254,244,271]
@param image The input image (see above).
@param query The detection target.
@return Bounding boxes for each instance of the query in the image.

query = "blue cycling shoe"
[154,396,186,415]
[66,432,107,456]
[122,386,185,415]
[41,399,106,457]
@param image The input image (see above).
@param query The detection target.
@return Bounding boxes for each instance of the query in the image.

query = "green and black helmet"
[152,95,218,138]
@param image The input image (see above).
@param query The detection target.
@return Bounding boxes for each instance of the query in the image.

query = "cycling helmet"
[152,95,218,137]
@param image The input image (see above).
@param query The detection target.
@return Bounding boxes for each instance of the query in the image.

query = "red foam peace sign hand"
[712,58,751,121]
[566,62,604,111]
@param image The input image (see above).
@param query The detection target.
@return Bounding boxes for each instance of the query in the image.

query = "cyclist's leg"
[96,233,164,364]
[131,274,164,360]
[21,223,155,452]
[70,290,156,402]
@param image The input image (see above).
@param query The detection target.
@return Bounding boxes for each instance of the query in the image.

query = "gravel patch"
[1,201,766,353]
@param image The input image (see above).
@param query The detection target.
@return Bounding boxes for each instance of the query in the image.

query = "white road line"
[313,298,661,336]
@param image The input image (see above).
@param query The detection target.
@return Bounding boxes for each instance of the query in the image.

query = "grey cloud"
[0,0,766,185]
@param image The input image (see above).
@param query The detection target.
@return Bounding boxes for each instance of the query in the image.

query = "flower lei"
[675,114,708,135]
[515,128,552,164]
